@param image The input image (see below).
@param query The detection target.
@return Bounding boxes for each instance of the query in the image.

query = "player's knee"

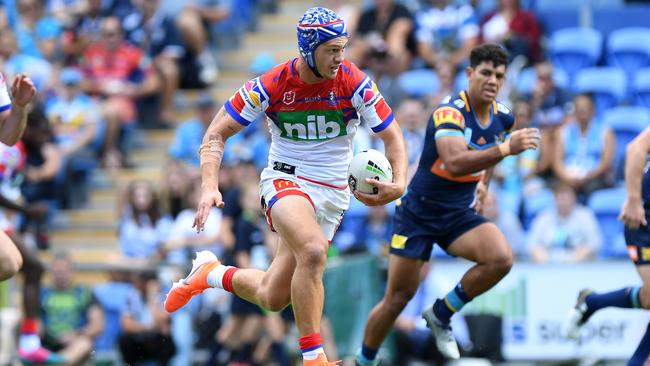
[386,288,417,314]
[639,286,650,309]
[488,251,513,278]
[296,240,328,271]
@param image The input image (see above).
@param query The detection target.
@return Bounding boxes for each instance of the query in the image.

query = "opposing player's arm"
[436,135,503,177]
[619,127,650,228]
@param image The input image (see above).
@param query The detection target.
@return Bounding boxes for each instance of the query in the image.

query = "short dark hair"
[469,43,509,68]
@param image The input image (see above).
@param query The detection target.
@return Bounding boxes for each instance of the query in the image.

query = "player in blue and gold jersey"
[566,126,650,364]
[356,44,541,363]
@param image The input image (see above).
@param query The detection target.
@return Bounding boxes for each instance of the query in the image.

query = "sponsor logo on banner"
[434,107,465,128]
[283,91,296,105]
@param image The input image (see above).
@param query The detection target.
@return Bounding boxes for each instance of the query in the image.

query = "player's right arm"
[193,107,244,232]
[434,108,541,177]
[619,126,650,228]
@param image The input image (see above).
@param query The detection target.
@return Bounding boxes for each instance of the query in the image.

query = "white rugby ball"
[348,149,393,194]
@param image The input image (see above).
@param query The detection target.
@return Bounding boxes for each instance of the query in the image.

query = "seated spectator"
[161,177,229,265]
[348,0,416,77]
[40,251,104,365]
[482,190,526,259]
[10,0,62,61]
[168,94,217,169]
[118,179,173,260]
[80,16,161,168]
[553,93,615,200]
[160,159,193,220]
[0,29,53,95]
[523,61,572,178]
[480,0,542,65]
[395,98,427,182]
[415,0,479,70]
[428,60,456,107]
[118,271,176,365]
[60,0,108,64]
[122,0,217,125]
[528,182,602,263]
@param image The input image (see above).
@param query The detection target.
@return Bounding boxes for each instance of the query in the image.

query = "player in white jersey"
[0,72,36,280]
[164,7,407,366]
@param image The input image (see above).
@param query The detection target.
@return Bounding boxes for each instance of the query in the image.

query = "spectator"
[528,182,602,263]
[80,16,161,168]
[553,93,615,200]
[349,0,416,76]
[160,159,193,220]
[168,93,217,169]
[0,29,53,94]
[118,271,176,365]
[482,190,526,259]
[395,98,427,182]
[480,0,542,64]
[523,61,572,179]
[60,0,108,63]
[428,60,456,106]
[122,0,217,125]
[414,0,479,70]
[40,251,104,365]
[118,179,173,260]
[161,177,229,265]
[10,0,62,61]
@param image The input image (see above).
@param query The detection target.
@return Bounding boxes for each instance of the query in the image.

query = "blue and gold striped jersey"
[408,90,515,208]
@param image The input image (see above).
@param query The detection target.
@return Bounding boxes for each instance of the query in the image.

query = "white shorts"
[259,167,350,241]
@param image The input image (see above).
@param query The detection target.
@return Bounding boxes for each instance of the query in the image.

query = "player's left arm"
[0,74,36,146]
[355,121,407,206]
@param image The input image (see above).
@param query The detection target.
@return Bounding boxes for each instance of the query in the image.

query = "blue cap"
[297,7,347,77]
[60,68,82,85]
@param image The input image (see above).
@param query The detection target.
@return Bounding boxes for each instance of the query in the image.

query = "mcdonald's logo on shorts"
[273,179,300,191]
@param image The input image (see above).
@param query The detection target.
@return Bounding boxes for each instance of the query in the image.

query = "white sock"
[19,333,41,351]
[302,346,324,361]
[206,265,232,288]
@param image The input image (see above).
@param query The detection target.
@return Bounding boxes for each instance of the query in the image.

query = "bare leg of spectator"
[101,99,124,169]
[175,8,207,55]
[155,57,180,126]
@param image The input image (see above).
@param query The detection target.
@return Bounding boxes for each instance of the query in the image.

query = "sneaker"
[422,306,460,359]
[303,353,341,366]
[164,250,221,313]
[566,288,594,340]
[18,347,66,364]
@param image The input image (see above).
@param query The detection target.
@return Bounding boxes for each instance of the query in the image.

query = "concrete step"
[64,207,115,225]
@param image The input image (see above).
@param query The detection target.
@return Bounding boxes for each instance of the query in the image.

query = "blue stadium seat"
[607,27,650,94]
[633,67,650,108]
[588,187,628,258]
[575,67,627,115]
[602,106,650,180]
[398,69,440,98]
[593,6,650,37]
[523,188,555,230]
[550,28,603,82]
[537,9,580,35]
[454,70,468,93]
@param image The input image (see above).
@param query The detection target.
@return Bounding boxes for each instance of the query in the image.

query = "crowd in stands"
[1,0,650,364]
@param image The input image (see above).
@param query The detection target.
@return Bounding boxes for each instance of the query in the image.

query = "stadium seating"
[633,67,650,108]
[593,5,650,37]
[588,187,628,258]
[549,28,603,82]
[607,27,650,95]
[398,68,441,98]
[603,106,650,180]
[575,67,627,115]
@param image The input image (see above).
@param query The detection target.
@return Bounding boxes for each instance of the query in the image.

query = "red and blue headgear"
[297,7,348,78]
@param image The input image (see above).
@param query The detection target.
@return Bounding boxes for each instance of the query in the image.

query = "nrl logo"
[283,91,296,105]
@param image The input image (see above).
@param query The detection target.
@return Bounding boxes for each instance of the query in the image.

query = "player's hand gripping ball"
[348,149,393,194]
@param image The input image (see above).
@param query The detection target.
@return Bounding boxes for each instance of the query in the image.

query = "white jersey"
[0,74,11,113]
[224,58,394,188]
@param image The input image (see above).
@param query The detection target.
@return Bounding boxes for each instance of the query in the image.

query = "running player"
[356,43,541,363]
[164,7,407,366]
[0,71,36,280]
[566,126,650,365]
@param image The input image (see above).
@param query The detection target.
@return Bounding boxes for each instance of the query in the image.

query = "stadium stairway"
[43,0,327,283]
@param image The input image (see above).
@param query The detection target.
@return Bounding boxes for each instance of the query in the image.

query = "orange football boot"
[164,250,221,313]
